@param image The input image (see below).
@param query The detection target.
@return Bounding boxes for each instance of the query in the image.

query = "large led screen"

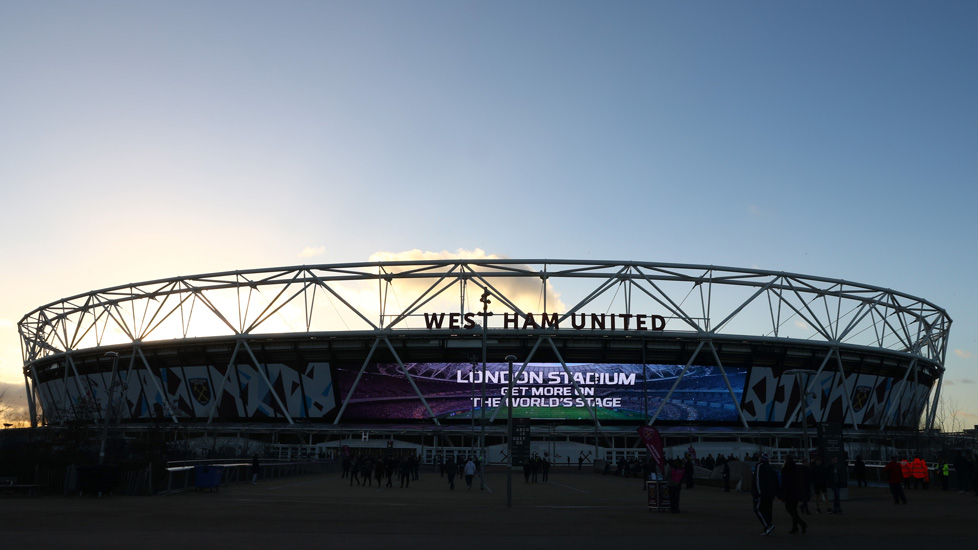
[335,362,747,422]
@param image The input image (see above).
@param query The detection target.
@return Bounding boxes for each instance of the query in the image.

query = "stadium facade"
[18,260,951,456]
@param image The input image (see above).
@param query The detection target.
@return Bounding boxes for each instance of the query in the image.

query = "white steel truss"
[18,260,950,429]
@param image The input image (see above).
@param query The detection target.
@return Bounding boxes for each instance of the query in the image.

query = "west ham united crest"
[852,385,871,412]
[190,378,211,406]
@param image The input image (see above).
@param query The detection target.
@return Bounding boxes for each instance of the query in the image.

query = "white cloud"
[368,248,501,263]
[297,246,326,259]
[954,349,973,359]
[0,319,13,328]
[961,379,976,384]
[793,320,810,331]
[366,249,567,313]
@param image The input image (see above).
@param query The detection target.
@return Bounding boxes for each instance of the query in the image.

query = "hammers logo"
[852,385,871,412]
[190,378,211,406]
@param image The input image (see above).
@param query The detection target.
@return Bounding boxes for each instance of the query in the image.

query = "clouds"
[954,349,973,359]
[367,249,567,314]
[298,246,326,259]
[368,248,501,263]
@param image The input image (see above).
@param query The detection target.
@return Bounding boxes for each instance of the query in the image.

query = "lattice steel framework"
[19,260,951,430]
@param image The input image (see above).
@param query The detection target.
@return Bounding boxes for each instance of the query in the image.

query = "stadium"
[17,259,951,463]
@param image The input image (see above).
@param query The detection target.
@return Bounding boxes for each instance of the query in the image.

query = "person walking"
[722,460,731,493]
[683,455,695,489]
[854,456,867,487]
[826,456,844,514]
[911,457,927,490]
[374,458,385,487]
[799,458,813,515]
[349,455,361,486]
[666,459,684,514]
[445,457,457,490]
[811,456,828,513]
[464,457,477,489]
[954,452,971,493]
[938,458,950,491]
[251,454,261,485]
[780,456,808,534]
[900,457,912,489]
[884,456,908,504]
[385,456,395,488]
[752,453,779,536]
[398,456,412,488]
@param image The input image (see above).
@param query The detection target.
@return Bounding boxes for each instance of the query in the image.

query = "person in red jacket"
[884,457,908,504]
[911,457,929,490]
[900,458,912,489]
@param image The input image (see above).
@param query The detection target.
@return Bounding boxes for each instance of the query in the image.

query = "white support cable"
[832,349,860,431]
[546,337,602,429]
[135,347,180,424]
[648,339,707,425]
[878,357,919,431]
[205,341,242,424]
[332,338,381,424]
[488,336,546,424]
[241,340,294,425]
[783,351,834,428]
[706,341,750,429]
[381,337,441,426]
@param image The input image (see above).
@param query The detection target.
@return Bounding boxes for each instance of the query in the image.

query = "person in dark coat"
[780,456,808,534]
[666,459,684,513]
[251,454,261,485]
[683,455,695,489]
[854,456,868,487]
[826,455,845,513]
[722,460,731,492]
[752,453,779,536]
[799,458,813,514]
[444,457,458,490]
[811,456,827,513]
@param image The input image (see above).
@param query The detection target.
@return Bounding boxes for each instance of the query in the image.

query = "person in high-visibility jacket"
[911,457,928,490]
[938,459,950,491]
[900,458,912,489]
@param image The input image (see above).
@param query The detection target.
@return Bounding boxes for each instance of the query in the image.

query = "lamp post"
[505,354,516,508]
[479,289,491,489]
[785,369,817,458]
[99,351,120,465]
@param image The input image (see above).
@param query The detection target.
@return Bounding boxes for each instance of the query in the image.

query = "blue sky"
[0,1,975,426]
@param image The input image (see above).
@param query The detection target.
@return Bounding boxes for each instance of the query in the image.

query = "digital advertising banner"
[334,362,747,423]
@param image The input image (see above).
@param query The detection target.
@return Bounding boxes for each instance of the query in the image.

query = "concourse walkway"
[1,467,974,549]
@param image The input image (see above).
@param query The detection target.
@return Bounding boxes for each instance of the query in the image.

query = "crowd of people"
[333,444,978,538]
[341,453,421,488]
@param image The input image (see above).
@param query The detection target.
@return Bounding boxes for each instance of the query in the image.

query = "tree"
[931,393,964,434]
[0,386,8,424]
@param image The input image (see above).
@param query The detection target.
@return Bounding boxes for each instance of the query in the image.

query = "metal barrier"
[162,460,334,495]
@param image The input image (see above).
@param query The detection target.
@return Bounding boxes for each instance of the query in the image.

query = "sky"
[0,1,975,428]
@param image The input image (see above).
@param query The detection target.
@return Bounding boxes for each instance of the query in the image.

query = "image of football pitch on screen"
[335,362,746,422]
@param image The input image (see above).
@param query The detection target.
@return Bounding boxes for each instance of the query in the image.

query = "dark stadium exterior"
[18,260,949,444]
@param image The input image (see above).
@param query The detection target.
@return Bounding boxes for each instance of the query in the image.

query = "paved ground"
[1,466,975,549]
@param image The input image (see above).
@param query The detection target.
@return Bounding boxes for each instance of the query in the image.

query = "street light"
[505,354,517,508]
[99,351,121,465]
[785,369,817,458]
[479,288,492,489]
